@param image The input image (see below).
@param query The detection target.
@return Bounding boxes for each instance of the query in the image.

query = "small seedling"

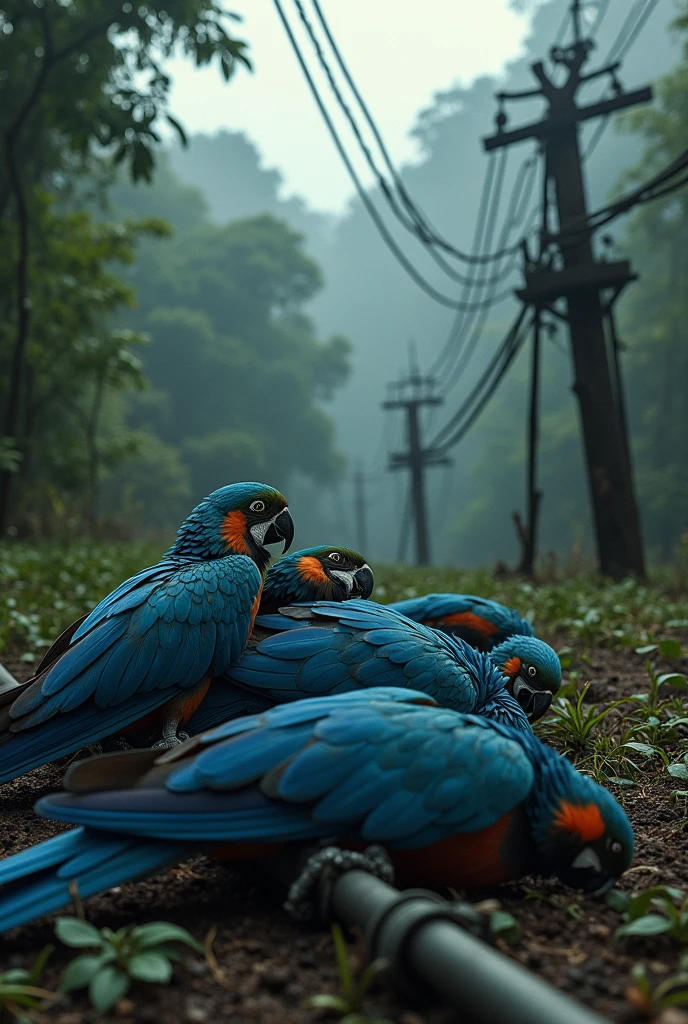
[310,922,391,1024]
[0,945,56,1023]
[612,886,688,942]
[625,960,688,1016]
[490,910,522,945]
[537,683,621,752]
[635,639,684,660]
[56,917,204,1012]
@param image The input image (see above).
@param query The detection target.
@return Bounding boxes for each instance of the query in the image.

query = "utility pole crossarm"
[483,86,653,152]
[381,366,449,567]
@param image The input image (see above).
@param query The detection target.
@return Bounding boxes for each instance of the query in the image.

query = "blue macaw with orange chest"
[260,545,374,612]
[0,688,634,932]
[185,598,560,736]
[388,593,535,651]
[0,482,294,785]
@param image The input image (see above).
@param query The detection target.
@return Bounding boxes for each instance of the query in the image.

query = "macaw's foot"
[152,721,190,749]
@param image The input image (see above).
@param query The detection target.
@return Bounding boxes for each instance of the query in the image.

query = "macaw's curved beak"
[512,676,553,722]
[353,564,374,599]
[263,507,294,553]
[558,847,617,896]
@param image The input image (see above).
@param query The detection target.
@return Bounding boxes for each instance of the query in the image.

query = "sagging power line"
[275,0,676,574]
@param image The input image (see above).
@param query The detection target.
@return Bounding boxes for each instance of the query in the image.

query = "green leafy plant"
[310,922,390,1024]
[536,683,621,752]
[0,945,56,1023]
[56,917,204,1012]
[634,657,688,713]
[625,960,688,1016]
[613,886,688,942]
[635,639,684,660]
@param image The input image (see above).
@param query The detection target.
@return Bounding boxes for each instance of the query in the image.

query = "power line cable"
[273,0,521,311]
[428,153,501,376]
[438,149,513,391]
[430,304,531,450]
[308,0,522,272]
[583,0,659,160]
[551,146,688,241]
[296,0,523,288]
[296,0,499,288]
[438,153,540,394]
[429,152,537,379]
[430,305,532,454]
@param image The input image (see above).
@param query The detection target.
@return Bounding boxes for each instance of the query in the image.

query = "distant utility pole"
[353,463,369,554]
[383,353,450,566]
[484,1,649,579]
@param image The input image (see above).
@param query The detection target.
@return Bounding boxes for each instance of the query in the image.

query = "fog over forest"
[4,0,684,568]
[139,0,680,566]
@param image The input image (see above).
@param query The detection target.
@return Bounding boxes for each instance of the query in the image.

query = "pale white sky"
[167,1,531,213]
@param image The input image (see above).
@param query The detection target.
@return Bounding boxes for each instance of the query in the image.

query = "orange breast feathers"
[552,801,605,844]
[297,555,330,586]
[122,676,212,735]
[221,510,250,555]
[428,611,500,637]
[390,811,519,888]
[249,584,263,633]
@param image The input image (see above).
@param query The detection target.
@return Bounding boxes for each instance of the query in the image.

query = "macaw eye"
[328,552,342,562]
[609,839,622,855]
[527,665,537,677]
[249,500,266,513]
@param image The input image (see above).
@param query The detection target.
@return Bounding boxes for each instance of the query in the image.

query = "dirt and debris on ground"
[1,642,687,1024]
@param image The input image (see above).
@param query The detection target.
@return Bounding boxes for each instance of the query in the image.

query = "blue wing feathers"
[2,554,262,778]
[0,828,186,933]
[0,691,541,932]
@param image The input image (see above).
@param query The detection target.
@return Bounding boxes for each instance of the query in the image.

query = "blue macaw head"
[170,482,294,570]
[294,546,374,599]
[489,636,562,723]
[261,545,373,611]
[529,745,634,893]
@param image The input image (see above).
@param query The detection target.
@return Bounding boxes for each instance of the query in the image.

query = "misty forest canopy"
[0,0,686,564]
[0,0,350,536]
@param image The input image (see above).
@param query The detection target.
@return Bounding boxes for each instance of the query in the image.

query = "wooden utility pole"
[484,4,649,578]
[513,308,543,576]
[353,464,369,554]
[383,363,450,566]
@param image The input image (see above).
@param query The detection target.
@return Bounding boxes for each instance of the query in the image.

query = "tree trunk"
[0,138,31,534]
[85,371,106,537]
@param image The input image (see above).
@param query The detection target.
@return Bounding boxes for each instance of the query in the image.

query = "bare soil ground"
[0,642,687,1024]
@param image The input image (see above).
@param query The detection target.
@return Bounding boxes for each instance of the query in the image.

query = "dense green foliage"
[0,0,247,534]
[619,5,688,558]
[107,164,351,524]
[0,1,350,538]
[3,543,688,664]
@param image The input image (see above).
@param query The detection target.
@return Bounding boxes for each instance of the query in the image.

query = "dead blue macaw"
[262,559,558,718]
[261,546,373,612]
[185,599,560,736]
[388,593,535,651]
[0,688,633,932]
[0,483,294,784]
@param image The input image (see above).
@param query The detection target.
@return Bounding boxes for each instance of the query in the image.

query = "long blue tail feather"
[0,827,187,933]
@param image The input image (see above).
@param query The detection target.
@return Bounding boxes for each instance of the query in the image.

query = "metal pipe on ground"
[328,869,610,1024]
